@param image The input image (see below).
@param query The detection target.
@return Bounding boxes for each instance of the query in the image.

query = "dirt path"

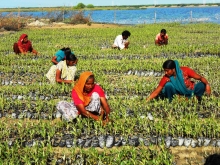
[50,145,220,164]
[171,146,220,165]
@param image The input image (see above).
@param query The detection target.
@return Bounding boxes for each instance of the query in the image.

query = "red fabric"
[16,34,33,53]
[159,67,196,89]
[155,33,168,43]
[72,84,105,105]
[13,43,20,54]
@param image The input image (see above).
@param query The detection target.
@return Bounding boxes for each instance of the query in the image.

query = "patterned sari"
[56,71,102,121]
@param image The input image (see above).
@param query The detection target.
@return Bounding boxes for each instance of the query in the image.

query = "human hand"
[146,97,151,102]
[104,116,109,122]
[66,80,74,84]
[102,116,110,126]
[32,50,38,55]
[124,42,129,49]
[205,84,211,96]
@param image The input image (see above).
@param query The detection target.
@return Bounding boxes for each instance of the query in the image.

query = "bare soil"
[170,146,220,165]
[26,23,123,29]
[52,145,220,165]
[0,23,123,35]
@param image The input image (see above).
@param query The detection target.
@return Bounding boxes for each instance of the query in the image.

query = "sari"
[14,34,33,53]
[46,61,77,84]
[56,71,103,121]
[169,60,193,98]
[73,71,93,106]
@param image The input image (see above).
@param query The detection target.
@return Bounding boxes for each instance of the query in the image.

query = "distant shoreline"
[0,4,219,12]
[139,5,219,9]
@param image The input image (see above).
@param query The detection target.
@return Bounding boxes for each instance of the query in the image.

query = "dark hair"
[204,154,220,165]
[122,30,131,37]
[64,48,72,56]
[86,75,94,82]
[66,53,77,61]
[60,47,66,51]
[162,60,175,69]
[60,47,72,56]
[161,29,167,34]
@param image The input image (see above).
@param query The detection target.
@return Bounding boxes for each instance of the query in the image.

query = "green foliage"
[87,4,94,8]
[75,2,86,9]
[0,23,220,164]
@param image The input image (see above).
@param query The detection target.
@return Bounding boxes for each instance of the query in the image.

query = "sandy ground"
[0,23,123,35]
[170,146,220,165]
[26,23,123,29]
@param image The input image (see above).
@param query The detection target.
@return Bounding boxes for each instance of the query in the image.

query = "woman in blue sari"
[146,60,211,103]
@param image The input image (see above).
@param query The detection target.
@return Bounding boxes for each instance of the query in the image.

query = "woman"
[13,34,38,55]
[57,71,110,124]
[146,60,211,103]
[51,47,72,65]
[46,53,78,84]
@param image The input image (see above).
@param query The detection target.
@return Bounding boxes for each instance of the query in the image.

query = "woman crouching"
[57,71,110,124]
[146,60,211,103]
[46,53,78,84]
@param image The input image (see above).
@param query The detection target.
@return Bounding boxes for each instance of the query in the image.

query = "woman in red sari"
[146,60,211,103]
[13,34,38,55]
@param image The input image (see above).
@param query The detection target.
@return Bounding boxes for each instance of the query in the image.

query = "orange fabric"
[73,71,93,106]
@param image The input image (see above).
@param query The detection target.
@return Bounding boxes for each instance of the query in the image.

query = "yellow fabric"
[45,65,57,84]
[73,71,93,106]
[61,60,76,80]
[61,60,68,79]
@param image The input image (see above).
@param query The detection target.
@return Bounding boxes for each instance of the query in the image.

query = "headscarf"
[17,34,33,52]
[73,71,94,106]
[170,60,193,98]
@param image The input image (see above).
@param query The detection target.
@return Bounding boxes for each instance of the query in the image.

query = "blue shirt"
[55,50,74,63]
[55,50,65,63]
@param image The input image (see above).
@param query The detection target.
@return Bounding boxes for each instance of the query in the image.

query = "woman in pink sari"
[13,34,38,55]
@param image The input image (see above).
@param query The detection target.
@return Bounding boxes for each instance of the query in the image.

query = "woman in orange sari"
[57,71,110,123]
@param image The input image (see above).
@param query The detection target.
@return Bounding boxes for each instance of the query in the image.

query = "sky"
[0,0,219,8]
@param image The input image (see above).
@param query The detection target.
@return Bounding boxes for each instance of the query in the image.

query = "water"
[86,7,220,24]
[2,6,220,25]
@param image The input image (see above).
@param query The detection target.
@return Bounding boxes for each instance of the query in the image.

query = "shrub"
[45,10,70,23]
[69,11,91,25]
[87,4,94,8]
[0,13,29,31]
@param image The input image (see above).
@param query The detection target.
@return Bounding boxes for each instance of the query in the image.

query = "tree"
[87,4,94,8]
[75,3,86,9]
